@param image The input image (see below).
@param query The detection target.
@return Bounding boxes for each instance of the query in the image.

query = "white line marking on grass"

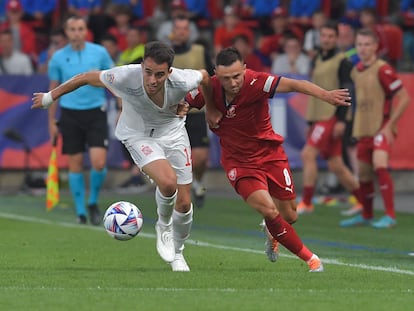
[1,286,413,293]
[1,212,413,276]
[188,240,414,276]
[0,286,239,292]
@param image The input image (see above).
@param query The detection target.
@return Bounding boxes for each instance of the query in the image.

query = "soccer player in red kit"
[340,29,410,229]
[187,47,351,272]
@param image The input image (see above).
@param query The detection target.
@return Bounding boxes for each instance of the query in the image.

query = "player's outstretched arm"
[31,71,105,109]
[277,77,351,107]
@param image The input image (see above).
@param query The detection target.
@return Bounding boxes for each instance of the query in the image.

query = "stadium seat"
[208,0,223,20]
[321,0,331,17]
[376,0,389,21]
[381,23,403,63]
[143,0,156,18]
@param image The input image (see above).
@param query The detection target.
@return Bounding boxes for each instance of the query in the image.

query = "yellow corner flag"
[46,136,59,210]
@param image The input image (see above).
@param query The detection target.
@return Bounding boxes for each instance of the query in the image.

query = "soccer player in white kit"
[31,41,212,272]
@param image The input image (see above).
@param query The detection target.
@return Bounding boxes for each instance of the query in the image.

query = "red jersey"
[214,24,254,49]
[187,69,286,169]
[0,21,36,55]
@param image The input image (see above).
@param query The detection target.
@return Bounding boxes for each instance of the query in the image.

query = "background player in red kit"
[340,29,410,229]
[187,47,351,272]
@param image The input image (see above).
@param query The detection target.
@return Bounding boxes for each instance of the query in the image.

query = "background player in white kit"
[31,41,212,272]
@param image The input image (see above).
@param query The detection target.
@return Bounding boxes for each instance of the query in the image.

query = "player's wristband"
[41,92,54,109]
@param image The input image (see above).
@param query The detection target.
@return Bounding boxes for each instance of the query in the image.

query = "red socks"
[360,181,375,219]
[375,168,395,218]
[302,186,315,205]
[351,188,363,205]
[265,215,313,261]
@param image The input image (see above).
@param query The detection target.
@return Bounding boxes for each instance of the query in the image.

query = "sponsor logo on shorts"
[374,133,384,146]
[228,168,237,181]
[285,187,293,193]
[141,145,153,156]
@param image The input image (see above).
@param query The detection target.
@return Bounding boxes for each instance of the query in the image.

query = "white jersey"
[99,64,203,142]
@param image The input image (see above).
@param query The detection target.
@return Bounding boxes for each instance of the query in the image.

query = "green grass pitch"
[0,191,413,310]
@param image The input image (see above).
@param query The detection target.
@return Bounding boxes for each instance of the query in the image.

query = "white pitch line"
[1,286,412,293]
[1,212,413,276]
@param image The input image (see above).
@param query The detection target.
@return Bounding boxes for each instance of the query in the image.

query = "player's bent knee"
[284,213,297,224]
[158,185,178,198]
[259,206,279,220]
[175,202,192,213]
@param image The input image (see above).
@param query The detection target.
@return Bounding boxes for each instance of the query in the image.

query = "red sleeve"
[378,64,403,97]
[185,88,205,110]
[255,71,280,98]
[20,24,36,55]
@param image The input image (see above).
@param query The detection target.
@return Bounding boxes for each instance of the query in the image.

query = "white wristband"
[41,92,54,109]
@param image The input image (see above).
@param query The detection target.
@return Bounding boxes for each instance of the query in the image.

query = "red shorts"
[357,134,392,164]
[225,160,296,201]
[307,117,342,159]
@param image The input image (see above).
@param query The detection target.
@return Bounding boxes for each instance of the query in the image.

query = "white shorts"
[123,131,193,185]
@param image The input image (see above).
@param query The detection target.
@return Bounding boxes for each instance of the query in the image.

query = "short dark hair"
[144,41,175,68]
[232,34,250,46]
[356,28,379,42]
[321,20,339,35]
[64,15,87,29]
[173,14,190,24]
[50,27,66,38]
[0,28,13,37]
[100,33,118,45]
[216,47,243,67]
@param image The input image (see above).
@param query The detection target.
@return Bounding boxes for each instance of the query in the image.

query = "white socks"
[155,187,193,253]
[155,187,177,226]
[172,204,193,253]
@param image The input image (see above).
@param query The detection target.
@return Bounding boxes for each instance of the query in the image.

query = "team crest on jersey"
[226,105,236,118]
[105,73,115,84]
[141,145,153,156]
[227,168,237,181]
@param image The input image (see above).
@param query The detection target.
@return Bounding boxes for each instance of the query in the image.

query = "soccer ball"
[103,201,143,241]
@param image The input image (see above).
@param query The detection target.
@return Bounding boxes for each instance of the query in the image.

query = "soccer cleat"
[371,215,396,229]
[341,203,363,216]
[297,201,314,215]
[339,214,372,228]
[320,196,339,207]
[170,253,190,272]
[77,215,87,225]
[88,204,101,226]
[265,239,279,263]
[347,195,358,205]
[408,252,414,257]
[307,254,324,272]
[192,186,206,208]
[155,222,175,263]
[260,220,279,262]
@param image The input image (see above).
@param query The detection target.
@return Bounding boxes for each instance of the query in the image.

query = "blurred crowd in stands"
[1,0,414,75]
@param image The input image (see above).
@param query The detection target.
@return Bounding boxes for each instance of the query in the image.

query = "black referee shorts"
[185,112,209,148]
[59,107,108,155]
